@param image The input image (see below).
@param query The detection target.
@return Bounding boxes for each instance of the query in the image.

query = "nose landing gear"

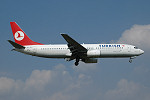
[129,56,136,63]
[129,59,132,63]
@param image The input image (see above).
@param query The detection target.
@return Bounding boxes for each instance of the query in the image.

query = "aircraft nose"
[140,49,144,54]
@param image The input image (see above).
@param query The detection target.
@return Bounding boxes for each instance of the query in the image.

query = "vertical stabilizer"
[10,22,43,46]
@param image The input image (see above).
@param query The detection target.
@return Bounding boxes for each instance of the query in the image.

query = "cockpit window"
[134,47,138,49]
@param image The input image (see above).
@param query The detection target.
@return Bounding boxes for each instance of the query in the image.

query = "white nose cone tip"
[140,50,144,55]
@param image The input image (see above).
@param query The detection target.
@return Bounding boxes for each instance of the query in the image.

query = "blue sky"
[0,0,150,100]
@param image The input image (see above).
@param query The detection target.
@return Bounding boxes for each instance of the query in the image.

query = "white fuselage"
[9,22,144,65]
[15,44,144,58]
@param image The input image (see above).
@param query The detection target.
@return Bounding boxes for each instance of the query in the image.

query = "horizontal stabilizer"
[8,40,25,49]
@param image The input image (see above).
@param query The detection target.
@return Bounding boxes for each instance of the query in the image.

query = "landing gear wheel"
[75,58,80,66]
[129,59,132,63]
[75,62,79,66]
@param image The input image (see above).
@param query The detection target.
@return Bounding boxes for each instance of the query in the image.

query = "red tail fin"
[10,22,43,46]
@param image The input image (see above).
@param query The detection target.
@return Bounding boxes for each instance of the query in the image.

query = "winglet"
[8,40,25,49]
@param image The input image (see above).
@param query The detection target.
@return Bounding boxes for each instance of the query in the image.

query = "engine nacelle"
[82,58,98,63]
[87,50,100,57]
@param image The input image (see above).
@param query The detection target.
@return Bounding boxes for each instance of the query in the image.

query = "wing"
[61,34,87,58]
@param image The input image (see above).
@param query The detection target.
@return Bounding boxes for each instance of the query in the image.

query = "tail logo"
[14,31,24,41]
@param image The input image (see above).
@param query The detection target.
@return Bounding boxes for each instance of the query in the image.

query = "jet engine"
[82,58,98,63]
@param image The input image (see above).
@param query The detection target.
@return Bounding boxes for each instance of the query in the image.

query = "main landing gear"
[75,58,80,66]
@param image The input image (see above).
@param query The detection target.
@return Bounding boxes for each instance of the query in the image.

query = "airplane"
[8,22,144,66]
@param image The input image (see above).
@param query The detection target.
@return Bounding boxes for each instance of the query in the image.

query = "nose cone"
[140,49,144,55]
